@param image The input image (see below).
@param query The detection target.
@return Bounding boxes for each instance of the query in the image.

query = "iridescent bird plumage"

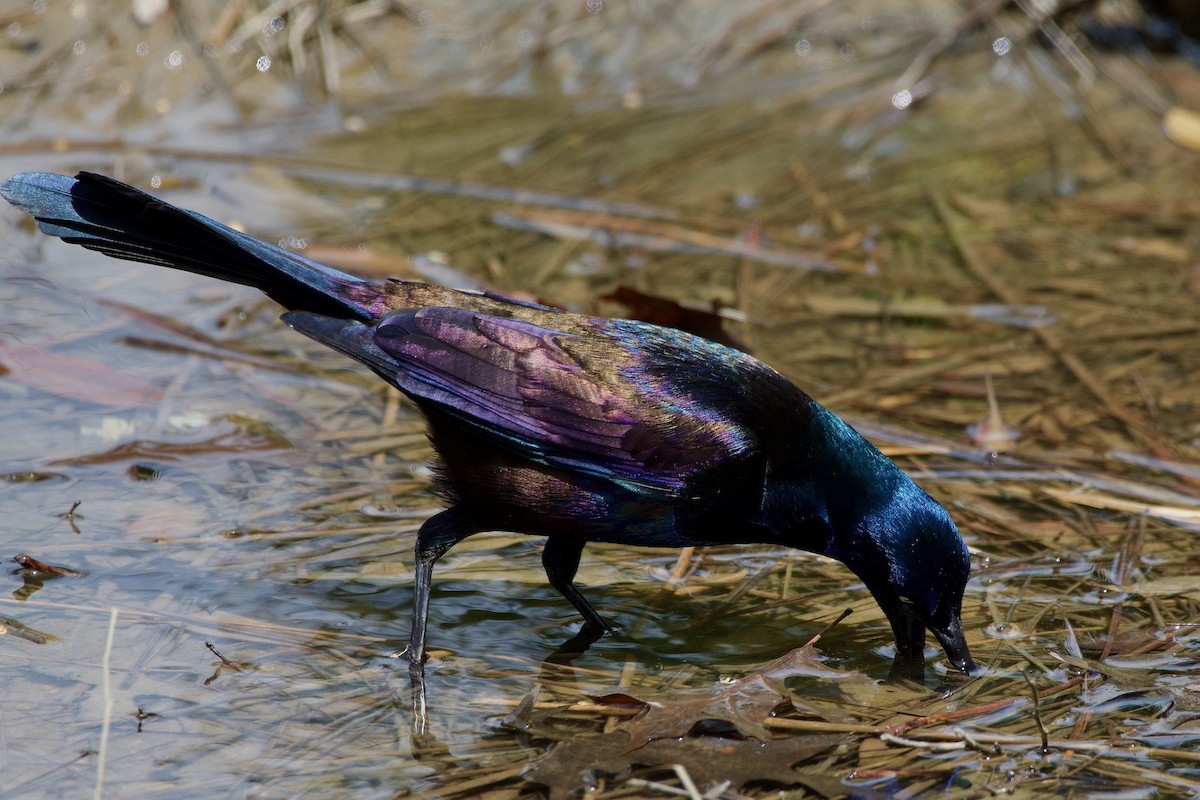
[1,171,974,674]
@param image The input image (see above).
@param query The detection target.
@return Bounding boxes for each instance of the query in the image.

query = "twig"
[671,764,703,800]
[880,732,965,751]
[93,608,119,800]
[1021,669,1050,754]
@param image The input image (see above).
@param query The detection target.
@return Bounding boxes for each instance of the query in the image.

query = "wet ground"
[2,2,1200,798]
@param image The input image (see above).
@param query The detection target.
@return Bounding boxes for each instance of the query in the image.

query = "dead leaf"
[12,553,81,577]
[523,729,845,800]
[601,286,748,351]
[590,643,856,750]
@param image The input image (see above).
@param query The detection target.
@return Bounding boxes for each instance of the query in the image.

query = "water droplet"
[794,39,811,57]
[72,39,85,56]
[891,89,913,110]
[256,55,271,72]
[164,49,183,71]
[6,22,21,37]
[262,16,285,37]
[586,0,603,14]
[150,175,161,189]
[136,41,149,57]
[478,34,495,51]
[993,37,1012,57]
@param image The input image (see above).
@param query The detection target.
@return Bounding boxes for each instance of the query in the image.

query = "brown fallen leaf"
[591,616,857,750]
[524,729,846,800]
[11,553,81,577]
[600,285,749,351]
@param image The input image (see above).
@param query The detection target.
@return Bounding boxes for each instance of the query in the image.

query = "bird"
[1,171,975,675]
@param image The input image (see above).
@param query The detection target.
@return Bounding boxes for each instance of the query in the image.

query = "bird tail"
[1,171,373,321]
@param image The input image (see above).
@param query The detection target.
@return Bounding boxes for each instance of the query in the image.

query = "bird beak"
[887,603,976,676]
[931,613,975,675]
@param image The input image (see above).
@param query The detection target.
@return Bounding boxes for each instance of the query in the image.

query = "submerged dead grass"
[3,1,1200,798]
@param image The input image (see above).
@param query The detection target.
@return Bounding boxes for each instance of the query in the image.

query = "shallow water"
[3,2,1200,798]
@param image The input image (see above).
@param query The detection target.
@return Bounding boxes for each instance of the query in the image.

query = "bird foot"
[389,644,426,665]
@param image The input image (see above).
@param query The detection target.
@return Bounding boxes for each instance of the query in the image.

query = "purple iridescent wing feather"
[286,308,764,496]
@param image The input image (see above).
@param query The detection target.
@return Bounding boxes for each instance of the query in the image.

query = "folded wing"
[285,308,765,497]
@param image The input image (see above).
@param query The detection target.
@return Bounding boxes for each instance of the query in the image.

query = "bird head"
[790,404,976,675]
[848,494,975,675]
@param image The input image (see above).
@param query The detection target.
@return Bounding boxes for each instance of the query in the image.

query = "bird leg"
[541,536,612,633]
[886,605,928,668]
[399,507,482,667]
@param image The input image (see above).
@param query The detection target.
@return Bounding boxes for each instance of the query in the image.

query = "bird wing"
[285,308,776,497]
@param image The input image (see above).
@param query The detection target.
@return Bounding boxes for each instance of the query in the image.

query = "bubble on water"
[985,621,1026,640]
[256,55,271,72]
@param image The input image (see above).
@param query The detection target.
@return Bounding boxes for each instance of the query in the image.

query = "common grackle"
[1,172,975,674]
